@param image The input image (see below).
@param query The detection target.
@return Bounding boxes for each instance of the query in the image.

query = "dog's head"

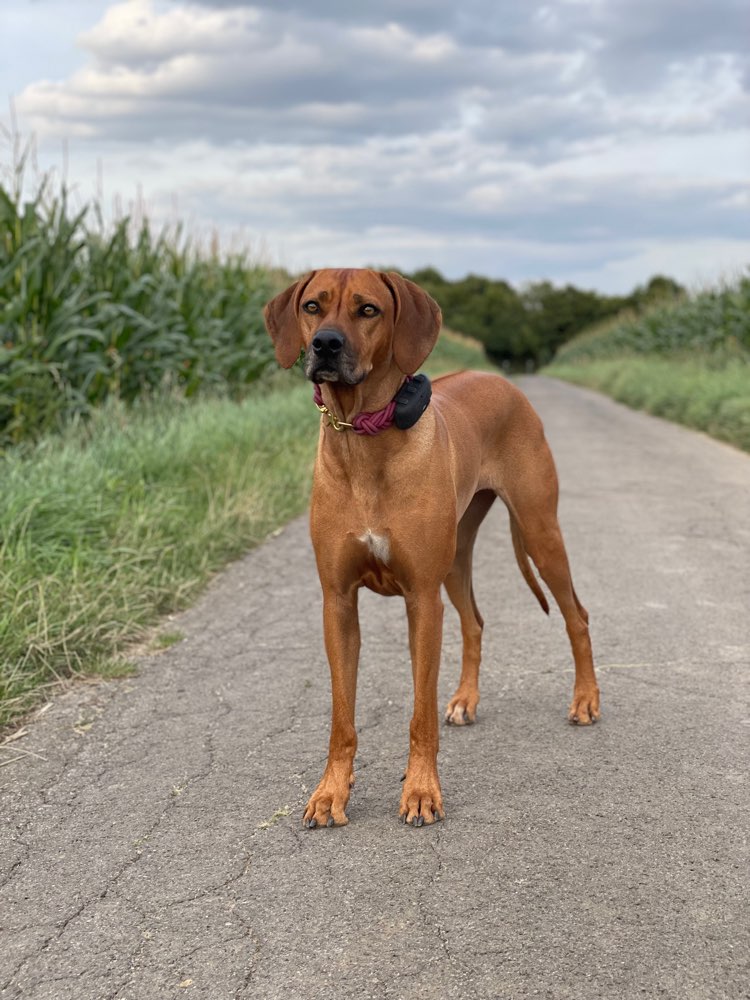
[263,268,441,383]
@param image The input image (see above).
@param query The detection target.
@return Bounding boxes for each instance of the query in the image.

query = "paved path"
[2,377,748,1000]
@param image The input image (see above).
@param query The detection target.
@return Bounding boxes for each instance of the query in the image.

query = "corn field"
[552,278,750,366]
[0,171,281,450]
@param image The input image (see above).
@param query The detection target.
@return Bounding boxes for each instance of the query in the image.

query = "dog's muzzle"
[306,328,361,384]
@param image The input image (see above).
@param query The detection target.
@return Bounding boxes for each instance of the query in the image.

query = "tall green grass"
[0,383,318,727]
[546,277,750,451]
[550,277,750,365]
[0,149,281,449]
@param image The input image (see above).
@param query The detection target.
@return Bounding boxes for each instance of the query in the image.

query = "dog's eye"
[360,304,379,318]
[303,300,319,314]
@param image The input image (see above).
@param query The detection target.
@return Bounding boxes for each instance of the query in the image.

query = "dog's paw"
[444,688,479,726]
[303,774,351,829]
[568,686,601,726]
[399,767,444,827]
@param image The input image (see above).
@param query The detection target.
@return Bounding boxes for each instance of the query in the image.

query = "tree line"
[403,268,684,370]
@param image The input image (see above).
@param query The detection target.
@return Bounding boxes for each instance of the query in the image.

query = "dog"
[263,268,600,828]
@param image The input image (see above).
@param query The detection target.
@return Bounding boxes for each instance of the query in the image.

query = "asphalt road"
[2,377,748,1000]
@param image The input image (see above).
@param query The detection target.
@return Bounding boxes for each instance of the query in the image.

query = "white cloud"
[81,0,258,63]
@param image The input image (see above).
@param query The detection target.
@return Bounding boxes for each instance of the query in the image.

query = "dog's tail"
[509,513,550,615]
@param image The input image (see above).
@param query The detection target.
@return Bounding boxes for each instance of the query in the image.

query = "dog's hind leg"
[526,524,599,724]
[500,445,600,725]
[444,489,496,725]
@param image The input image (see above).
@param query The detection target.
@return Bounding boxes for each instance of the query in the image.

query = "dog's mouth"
[305,358,366,386]
[310,368,342,384]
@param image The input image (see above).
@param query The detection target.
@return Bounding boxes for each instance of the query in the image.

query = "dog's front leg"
[303,588,360,828]
[401,589,445,826]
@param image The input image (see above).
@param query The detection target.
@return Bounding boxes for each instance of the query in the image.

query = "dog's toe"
[567,686,601,726]
[444,694,478,726]
[303,776,351,829]
[399,775,444,828]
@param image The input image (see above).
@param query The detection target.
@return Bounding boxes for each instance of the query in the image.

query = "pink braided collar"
[313,379,408,435]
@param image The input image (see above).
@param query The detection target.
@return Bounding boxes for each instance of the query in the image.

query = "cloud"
[20,0,746,148]
[10,0,750,291]
[20,3,472,134]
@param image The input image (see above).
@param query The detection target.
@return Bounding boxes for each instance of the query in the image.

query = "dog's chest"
[355,528,403,596]
[358,529,391,565]
[336,523,401,595]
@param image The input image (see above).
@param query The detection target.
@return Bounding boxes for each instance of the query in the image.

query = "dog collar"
[313,374,431,435]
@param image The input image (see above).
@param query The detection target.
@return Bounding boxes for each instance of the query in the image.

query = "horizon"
[3,120,745,301]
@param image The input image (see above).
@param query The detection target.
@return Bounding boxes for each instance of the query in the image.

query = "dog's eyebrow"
[352,293,379,305]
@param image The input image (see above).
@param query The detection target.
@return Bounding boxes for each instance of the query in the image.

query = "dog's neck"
[316,365,407,425]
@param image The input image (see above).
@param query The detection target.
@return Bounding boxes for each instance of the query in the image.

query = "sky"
[1,0,748,293]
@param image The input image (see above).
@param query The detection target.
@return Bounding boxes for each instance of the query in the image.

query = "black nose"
[312,329,345,356]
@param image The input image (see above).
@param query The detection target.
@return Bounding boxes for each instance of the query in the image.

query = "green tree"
[403,267,684,370]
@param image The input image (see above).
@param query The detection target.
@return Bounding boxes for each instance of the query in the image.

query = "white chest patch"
[359,530,390,564]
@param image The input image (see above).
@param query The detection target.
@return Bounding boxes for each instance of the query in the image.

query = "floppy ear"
[381,271,442,374]
[263,271,316,368]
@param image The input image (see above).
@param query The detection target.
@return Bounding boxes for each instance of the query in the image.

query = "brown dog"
[264,268,600,828]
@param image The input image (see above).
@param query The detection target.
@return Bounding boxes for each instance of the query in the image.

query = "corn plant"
[553,278,750,366]
[0,163,280,449]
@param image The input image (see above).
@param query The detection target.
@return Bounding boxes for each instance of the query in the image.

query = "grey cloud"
[22,0,748,153]
[34,95,467,147]
[595,0,748,60]
[176,148,748,246]
[581,0,749,92]
[28,15,577,147]
[15,0,748,290]
[187,0,749,59]
[189,1,578,52]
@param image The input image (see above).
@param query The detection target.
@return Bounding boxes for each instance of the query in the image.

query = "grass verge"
[1,328,491,728]
[546,356,750,453]
[0,382,317,728]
